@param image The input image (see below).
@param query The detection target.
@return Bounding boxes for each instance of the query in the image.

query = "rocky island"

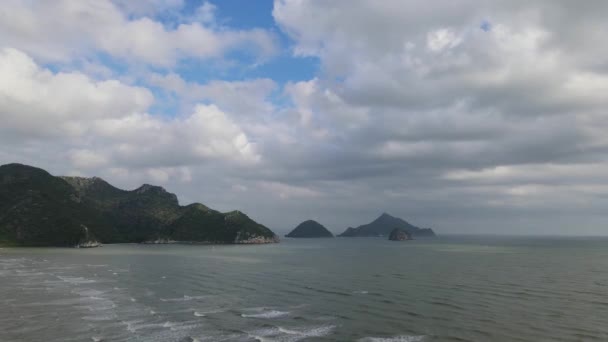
[338,212,435,238]
[286,220,334,238]
[0,163,278,247]
[388,228,412,241]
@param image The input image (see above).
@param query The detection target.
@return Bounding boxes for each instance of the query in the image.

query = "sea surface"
[1,236,608,342]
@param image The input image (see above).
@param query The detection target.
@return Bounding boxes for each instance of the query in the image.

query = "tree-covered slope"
[0,163,278,246]
[0,164,109,246]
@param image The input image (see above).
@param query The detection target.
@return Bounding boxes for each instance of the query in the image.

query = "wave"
[248,325,335,341]
[242,310,290,319]
[193,308,225,317]
[359,335,425,342]
[57,276,96,284]
[353,290,369,294]
[122,319,199,333]
[159,295,209,302]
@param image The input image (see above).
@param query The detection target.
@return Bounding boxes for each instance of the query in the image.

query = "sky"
[1,0,608,236]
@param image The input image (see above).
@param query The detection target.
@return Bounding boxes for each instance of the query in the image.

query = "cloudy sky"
[2,0,608,235]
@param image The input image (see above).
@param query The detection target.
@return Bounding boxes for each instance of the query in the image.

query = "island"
[285,220,334,238]
[388,228,412,241]
[0,163,279,247]
[338,212,435,238]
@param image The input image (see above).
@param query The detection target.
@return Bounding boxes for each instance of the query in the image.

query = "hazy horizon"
[2,0,608,236]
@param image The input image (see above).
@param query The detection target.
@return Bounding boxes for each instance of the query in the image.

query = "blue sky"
[141,0,319,116]
[161,0,318,84]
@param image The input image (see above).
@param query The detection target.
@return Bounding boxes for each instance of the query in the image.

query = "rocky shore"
[388,228,412,241]
[140,235,280,245]
[74,240,102,248]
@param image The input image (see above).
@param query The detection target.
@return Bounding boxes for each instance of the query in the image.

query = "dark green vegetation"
[0,163,277,247]
[286,220,334,238]
[338,212,435,238]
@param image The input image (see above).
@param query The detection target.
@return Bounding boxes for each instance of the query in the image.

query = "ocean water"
[1,236,608,342]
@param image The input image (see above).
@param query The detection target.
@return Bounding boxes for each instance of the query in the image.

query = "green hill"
[0,163,278,247]
[286,220,334,238]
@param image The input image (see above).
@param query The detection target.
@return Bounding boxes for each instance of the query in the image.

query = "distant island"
[338,213,435,238]
[0,163,278,247]
[286,220,334,238]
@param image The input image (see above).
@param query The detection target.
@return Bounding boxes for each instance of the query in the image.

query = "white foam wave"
[359,335,425,342]
[353,290,369,294]
[242,310,290,319]
[193,309,224,317]
[57,276,96,284]
[160,295,208,302]
[249,325,335,341]
[123,319,198,333]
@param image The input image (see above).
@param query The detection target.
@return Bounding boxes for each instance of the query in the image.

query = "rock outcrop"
[388,228,412,241]
[74,225,102,248]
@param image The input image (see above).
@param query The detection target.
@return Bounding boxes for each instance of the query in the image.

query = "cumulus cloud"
[267,0,608,233]
[0,48,259,173]
[0,0,277,66]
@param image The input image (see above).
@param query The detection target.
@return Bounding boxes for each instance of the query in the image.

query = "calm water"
[1,236,608,342]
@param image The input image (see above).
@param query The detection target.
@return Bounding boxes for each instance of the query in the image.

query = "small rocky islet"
[338,212,435,238]
[285,220,334,238]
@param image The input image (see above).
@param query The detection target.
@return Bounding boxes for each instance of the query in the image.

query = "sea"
[1,235,607,342]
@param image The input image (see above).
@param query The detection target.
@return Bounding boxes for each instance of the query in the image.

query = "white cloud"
[69,149,109,169]
[0,48,153,140]
[426,28,462,52]
[0,48,259,172]
[0,0,277,66]
[147,72,277,119]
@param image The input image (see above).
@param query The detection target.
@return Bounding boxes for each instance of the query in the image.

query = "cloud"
[265,0,608,233]
[0,0,277,66]
[146,72,277,119]
[2,1,608,235]
[0,48,153,141]
[0,48,259,172]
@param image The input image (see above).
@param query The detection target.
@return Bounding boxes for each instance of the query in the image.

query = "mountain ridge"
[0,163,278,247]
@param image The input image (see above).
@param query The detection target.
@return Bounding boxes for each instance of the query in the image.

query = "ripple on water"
[359,336,425,342]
